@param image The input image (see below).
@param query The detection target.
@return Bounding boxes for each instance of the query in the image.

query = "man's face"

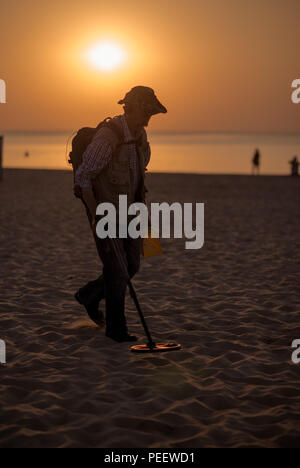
[132,98,153,127]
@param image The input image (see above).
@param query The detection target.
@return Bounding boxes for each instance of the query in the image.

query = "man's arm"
[75,138,113,220]
[144,141,151,169]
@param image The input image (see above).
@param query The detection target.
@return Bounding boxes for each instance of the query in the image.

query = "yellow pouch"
[142,229,163,258]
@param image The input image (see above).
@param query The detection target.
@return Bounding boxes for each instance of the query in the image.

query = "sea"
[1,131,300,175]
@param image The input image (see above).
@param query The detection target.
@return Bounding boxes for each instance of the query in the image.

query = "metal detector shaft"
[128,280,155,348]
[107,236,156,348]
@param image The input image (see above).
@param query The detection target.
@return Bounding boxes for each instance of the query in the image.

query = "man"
[252,148,260,175]
[74,86,167,342]
[289,156,299,176]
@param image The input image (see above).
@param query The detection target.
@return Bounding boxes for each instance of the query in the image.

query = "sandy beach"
[0,168,299,448]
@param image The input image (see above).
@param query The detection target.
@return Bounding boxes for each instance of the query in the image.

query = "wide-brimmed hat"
[118,86,167,115]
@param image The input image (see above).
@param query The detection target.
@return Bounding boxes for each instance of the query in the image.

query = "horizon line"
[2,167,292,177]
[2,129,300,136]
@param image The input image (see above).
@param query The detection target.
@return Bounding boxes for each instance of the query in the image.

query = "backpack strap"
[98,118,125,148]
[100,117,144,147]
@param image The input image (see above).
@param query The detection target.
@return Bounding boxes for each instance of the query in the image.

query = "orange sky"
[0,0,300,132]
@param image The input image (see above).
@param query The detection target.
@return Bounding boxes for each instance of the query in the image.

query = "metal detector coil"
[131,342,181,353]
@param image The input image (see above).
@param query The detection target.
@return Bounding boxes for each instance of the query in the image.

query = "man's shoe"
[75,292,105,327]
[105,332,138,343]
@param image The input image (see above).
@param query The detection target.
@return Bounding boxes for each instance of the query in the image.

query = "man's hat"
[118,86,167,115]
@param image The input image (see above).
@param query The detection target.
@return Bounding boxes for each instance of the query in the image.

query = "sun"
[86,41,126,71]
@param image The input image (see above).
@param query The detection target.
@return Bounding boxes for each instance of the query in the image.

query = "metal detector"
[108,237,181,353]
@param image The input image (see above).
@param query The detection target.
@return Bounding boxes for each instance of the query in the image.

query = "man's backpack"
[68,117,124,197]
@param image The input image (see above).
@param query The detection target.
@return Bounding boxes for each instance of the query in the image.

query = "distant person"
[72,86,167,343]
[252,148,260,175]
[289,156,299,176]
[24,151,29,158]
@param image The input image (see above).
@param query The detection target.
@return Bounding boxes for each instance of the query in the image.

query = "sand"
[0,169,299,448]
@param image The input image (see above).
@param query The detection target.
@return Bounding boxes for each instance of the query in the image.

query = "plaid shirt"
[75,114,151,190]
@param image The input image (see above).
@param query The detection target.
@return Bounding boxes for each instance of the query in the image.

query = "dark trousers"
[79,202,141,334]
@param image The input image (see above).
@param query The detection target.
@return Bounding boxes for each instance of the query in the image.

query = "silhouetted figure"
[73,86,167,343]
[252,148,260,175]
[289,156,299,176]
[24,151,30,158]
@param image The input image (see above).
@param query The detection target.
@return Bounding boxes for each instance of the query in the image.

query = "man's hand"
[73,184,82,199]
